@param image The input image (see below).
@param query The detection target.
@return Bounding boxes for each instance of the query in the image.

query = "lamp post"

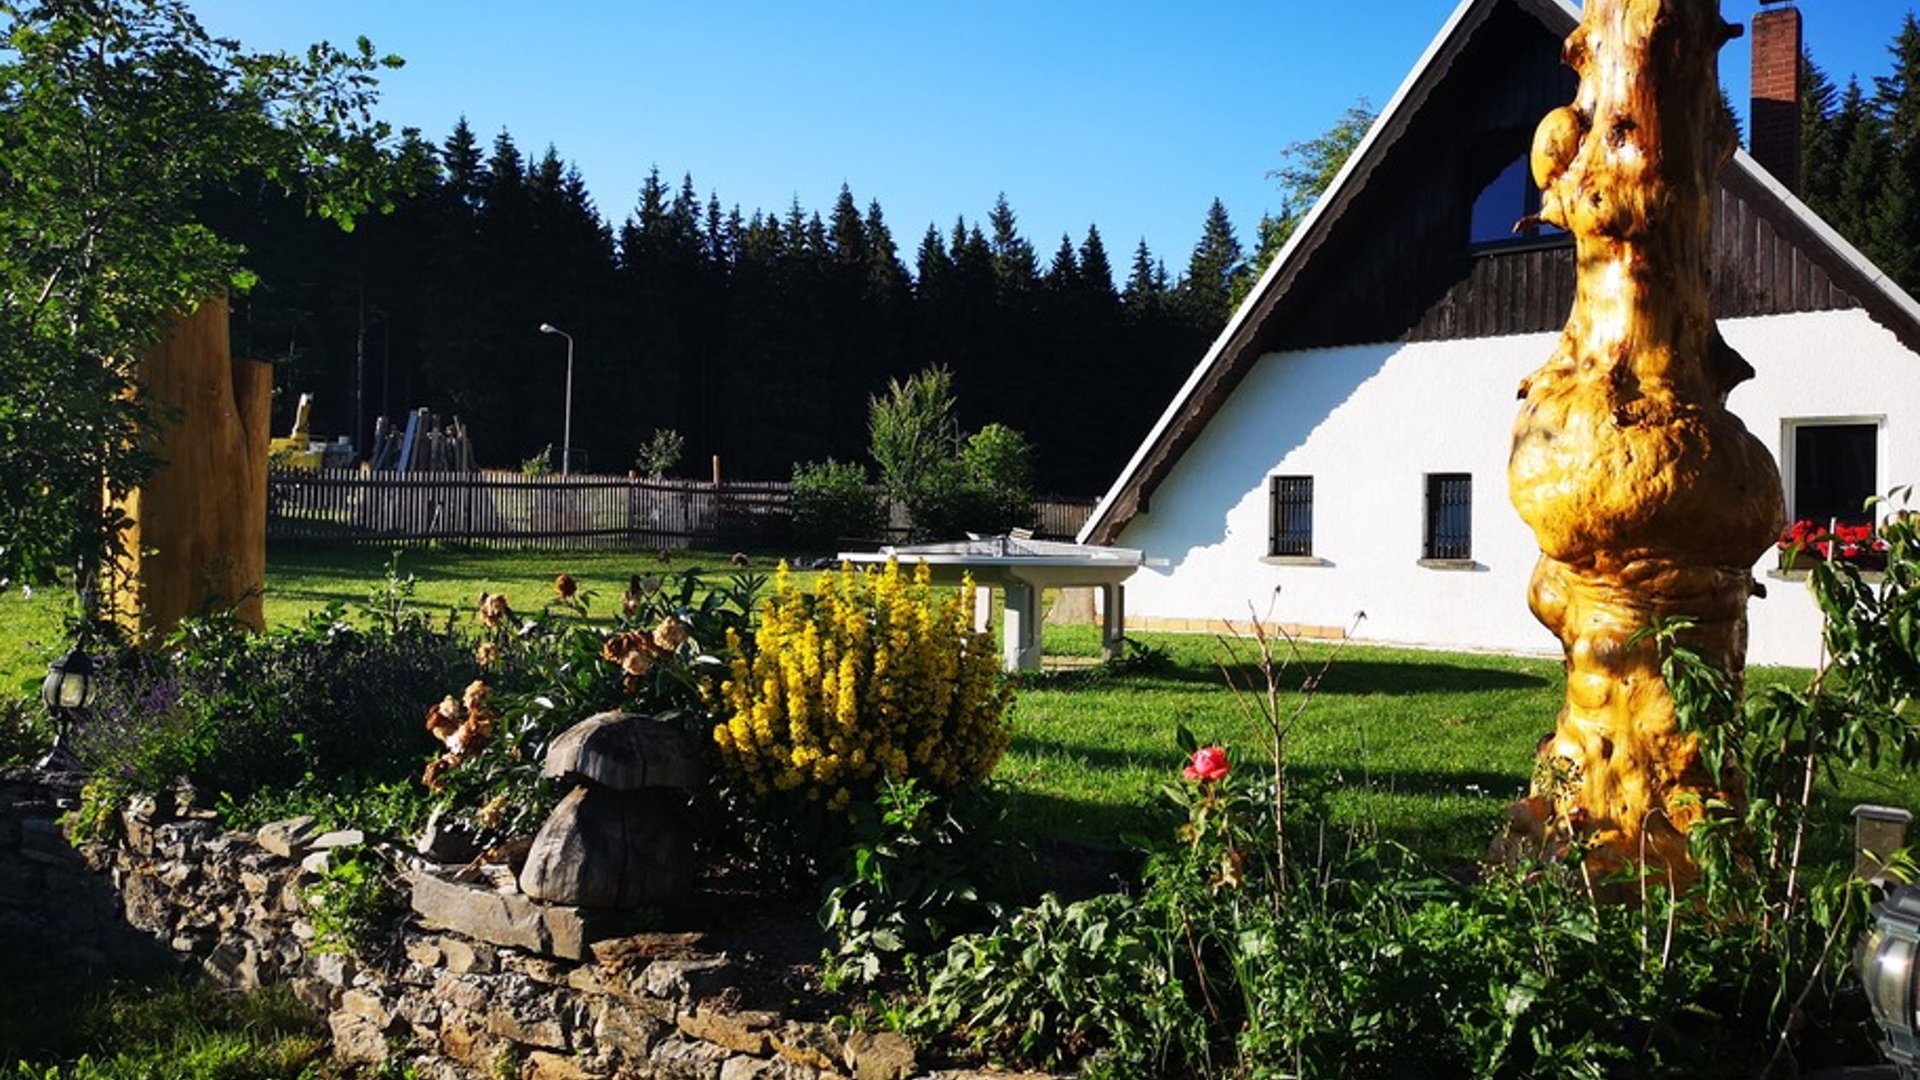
[538,323,575,477]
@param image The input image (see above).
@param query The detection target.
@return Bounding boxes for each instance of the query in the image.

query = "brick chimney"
[1750,1,1802,192]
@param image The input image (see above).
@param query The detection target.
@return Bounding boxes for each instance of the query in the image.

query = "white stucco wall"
[1116,308,1919,669]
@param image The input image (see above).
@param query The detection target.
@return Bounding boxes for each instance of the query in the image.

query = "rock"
[409,866,621,960]
[204,939,263,990]
[486,1002,568,1050]
[311,950,356,987]
[592,998,670,1058]
[677,1007,772,1056]
[519,787,693,908]
[841,1031,916,1080]
[441,936,498,974]
[300,850,331,876]
[769,1024,841,1073]
[341,987,395,1028]
[540,712,704,792]
[648,1036,734,1080]
[525,1050,609,1080]
[311,828,365,850]
[256,815,319,859]
[643,957,736,1002]
[406,938,444,968]
[329,1011,390,1067]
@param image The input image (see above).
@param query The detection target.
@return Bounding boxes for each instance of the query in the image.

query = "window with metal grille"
[1269,476,1313,557]
[1424,473,1472,560]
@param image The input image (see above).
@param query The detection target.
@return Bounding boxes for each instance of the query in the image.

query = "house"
[1079,0,1920,669]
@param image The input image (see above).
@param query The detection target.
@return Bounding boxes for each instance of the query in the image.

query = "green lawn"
[4,543,1893,869]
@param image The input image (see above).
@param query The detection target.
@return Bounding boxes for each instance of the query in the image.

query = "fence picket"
[266,468,1096,551]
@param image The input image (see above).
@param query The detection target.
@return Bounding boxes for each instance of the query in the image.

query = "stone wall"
[0,769,1035,1080]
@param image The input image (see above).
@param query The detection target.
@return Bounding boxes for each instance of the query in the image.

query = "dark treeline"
[1798,13,1920,295]
[205,119,1247,494]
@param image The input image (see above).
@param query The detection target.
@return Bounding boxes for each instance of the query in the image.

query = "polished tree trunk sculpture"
[105,297,271,639]
[1502,0,1784,883]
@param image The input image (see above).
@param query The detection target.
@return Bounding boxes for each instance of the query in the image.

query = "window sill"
[1767,566,1885,584]
[1262,555,1331,567]
[1417,558,1482,571]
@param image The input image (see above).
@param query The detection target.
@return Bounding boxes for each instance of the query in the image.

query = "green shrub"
[791,459,886,549]
[303,845,400,956]
[818,778,1021,988]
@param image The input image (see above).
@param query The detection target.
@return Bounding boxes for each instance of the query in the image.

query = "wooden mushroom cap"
[539,711,704,792]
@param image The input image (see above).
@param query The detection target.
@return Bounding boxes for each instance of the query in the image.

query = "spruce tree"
[1872,12,1920,291]
[1800,49,1841,210]
[1177,198,1243,327]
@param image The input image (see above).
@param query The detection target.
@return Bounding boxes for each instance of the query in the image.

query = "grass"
[0,974,334,1079]
[2,543,1879,867]
[1001,626,1562,861]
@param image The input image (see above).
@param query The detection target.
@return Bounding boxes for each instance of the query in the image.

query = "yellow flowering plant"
[714,560,1014,813]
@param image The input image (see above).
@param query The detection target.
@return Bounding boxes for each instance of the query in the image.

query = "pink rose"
[1183,746,1230,782]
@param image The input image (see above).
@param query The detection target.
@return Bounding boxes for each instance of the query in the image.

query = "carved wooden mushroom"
[518,711,702,909]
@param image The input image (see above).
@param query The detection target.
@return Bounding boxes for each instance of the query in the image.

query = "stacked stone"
[11,766,1052,1079]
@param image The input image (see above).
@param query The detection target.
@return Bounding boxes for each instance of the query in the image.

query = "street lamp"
[538,323,575,477]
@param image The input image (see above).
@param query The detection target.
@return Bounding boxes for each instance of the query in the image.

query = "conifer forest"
[206,13,1920,496]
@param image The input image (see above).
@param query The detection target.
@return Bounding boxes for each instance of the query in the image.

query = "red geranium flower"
[1183,746,1230,782]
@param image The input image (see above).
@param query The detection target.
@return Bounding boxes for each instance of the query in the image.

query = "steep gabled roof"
[1080,0,1920,547]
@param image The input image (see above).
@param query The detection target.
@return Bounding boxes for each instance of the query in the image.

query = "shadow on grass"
[1126,657,1555,695]
[983,777,1520,876]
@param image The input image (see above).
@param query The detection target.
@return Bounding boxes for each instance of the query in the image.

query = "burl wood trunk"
[1502,0,1783,884]
[106,297,271,638]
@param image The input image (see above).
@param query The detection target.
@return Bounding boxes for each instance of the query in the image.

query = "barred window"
[1269,476,1314,557]
[1424,473,1473,561]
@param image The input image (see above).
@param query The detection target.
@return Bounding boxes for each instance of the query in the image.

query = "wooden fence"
[267,469,1096,551]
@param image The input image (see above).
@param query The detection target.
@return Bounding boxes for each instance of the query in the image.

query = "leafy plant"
[303,845,400,956]
[520,445,554,477]
[866,366,1039,539]
[818,778,1014,987]
[634,427,685,479]
[790,459,886,549]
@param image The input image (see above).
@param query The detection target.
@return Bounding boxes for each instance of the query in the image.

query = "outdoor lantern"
[1860,884,1920,1077]
[1858,805,1916,886]
[37,645,97,771]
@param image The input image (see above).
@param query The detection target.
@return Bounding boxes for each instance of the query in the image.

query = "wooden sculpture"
[105,297,271,638]
[1502,0,1783,883]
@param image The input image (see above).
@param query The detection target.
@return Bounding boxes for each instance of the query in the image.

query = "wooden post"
[106,297,270,638]
[1500,0,1783,886]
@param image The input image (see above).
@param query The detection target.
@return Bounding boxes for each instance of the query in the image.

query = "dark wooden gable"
[1274,0,1861,350]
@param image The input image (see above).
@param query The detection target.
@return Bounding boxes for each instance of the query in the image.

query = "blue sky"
[189,1,1911,275]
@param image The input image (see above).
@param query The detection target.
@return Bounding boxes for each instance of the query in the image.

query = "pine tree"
[1078,225,1115,295]
[1872,12,1920,291]
[1122,238,1163,316]
[986,193,1038,295]
[1177,198,1243,327]
[1044,234,1080,292]
[1800,48,1841,210]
